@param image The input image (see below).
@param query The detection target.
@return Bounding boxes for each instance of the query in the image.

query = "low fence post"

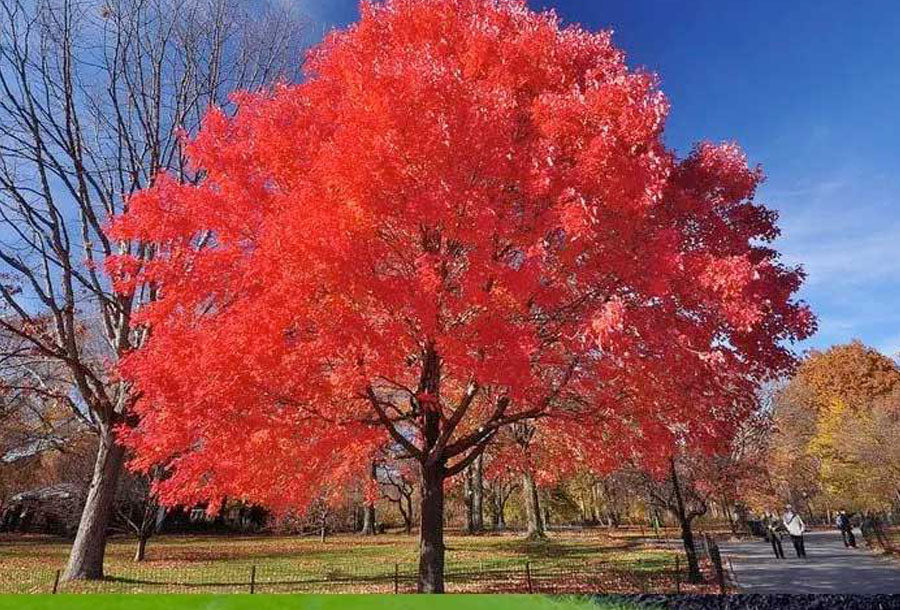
[393,563,399,594]
[250,564,256,594]
[51,569,61,594]
[525,561,533,593]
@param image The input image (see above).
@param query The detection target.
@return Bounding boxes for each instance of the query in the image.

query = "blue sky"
[288,0,900,358]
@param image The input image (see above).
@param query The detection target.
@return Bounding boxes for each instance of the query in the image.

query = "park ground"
[0,595,641,610]
[0,528,712,595]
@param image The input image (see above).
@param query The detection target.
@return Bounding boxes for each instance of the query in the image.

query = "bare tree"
[0,331,84,458]
[380,464,416,534]
[114,469,161,561]
[484,466,516,531]
[0,0,306,580]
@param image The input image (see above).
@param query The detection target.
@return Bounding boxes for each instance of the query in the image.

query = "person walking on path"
[765,511,785,559]
[783,505,807,558]
[836,510,856,548]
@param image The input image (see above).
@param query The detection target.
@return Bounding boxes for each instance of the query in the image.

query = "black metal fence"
[44,556,724,595]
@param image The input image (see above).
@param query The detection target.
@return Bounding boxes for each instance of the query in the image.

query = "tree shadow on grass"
[496,537,634,560]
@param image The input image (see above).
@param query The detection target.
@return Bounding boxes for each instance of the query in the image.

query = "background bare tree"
[484,466,516,531]
[0,329,95,523]
[0,0,306,580]
[114,468,163,561]
[379,463,416,535]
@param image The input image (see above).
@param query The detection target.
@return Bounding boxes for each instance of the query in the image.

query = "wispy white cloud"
[782,226,900,287]
[761,164,900,352]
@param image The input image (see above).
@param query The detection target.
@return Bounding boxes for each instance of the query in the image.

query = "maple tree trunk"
[670,460,701,583]
[418,462,446,593]
[522,470,545,539]
[63,427,125,580]
[677,513,701,583]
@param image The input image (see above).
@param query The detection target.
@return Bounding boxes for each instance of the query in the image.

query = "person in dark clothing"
[765,512,785,559]
[836,510,856,548]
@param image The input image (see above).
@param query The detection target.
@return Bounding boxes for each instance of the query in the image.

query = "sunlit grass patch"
[0,530,693,594]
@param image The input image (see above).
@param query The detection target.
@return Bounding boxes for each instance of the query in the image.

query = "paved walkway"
[720,529,900,594]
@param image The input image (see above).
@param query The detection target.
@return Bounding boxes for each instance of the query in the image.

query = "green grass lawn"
[0,530,699,594]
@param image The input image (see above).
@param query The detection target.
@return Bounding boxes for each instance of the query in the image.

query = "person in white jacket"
[783,505,807,558]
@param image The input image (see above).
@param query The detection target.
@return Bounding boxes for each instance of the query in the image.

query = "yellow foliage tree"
[773,341,900,512]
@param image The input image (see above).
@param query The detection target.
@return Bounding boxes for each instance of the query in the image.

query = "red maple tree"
[107,0,814,592]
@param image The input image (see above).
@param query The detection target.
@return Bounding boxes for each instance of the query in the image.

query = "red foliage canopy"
[108,0,813,514]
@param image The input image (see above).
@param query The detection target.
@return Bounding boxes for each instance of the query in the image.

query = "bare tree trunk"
[463,466,474,533]
[134,532,149,562]
[522,470,544,539]
[361,503,376,535]
[63,428,125,580]
[492,484,508,531]
[418,462,445,593]
[133,516,155,562]
[491,491,501,530]
[406,493,414,534]
[471,454,483,533]
[721,493,737,534]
